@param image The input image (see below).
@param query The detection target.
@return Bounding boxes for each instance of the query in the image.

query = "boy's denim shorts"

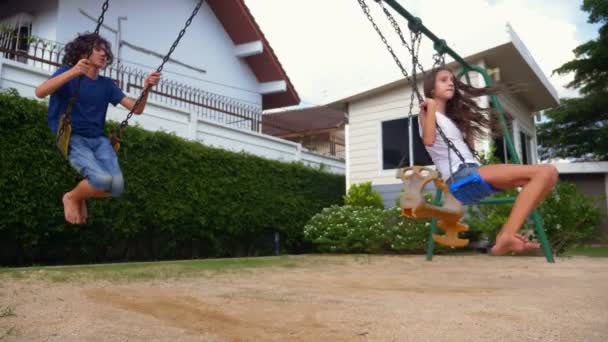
[68,134,124,197]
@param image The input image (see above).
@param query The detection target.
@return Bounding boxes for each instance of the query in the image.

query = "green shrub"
[303,205,429,253]
[465,182,602,255]
[343,181,384,209]
[0,89,345,265]
[536,182,603,254]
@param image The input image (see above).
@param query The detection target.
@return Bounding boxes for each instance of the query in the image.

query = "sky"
[243,0,602,109]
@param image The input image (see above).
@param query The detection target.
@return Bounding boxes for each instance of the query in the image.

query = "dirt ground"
[1,255,607,342]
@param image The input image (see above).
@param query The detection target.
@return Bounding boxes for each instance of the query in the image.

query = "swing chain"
[94,0,110,35]
[356,0,410,81]
[360,0,483,168]
[361,0,422,168]
[378,1,426,102]
[378,1,426,168]
[113,0,205,139]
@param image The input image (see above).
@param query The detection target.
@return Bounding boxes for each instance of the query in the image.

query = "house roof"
[0,0,300,110]
[261,105,346,137]
[208,0,300,110]
[328,28,559,113]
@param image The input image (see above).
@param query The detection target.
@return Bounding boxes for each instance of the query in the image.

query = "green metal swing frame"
[380,0,555,263]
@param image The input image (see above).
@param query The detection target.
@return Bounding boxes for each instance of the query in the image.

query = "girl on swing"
[35,33,161,224]
[418,67,558,256]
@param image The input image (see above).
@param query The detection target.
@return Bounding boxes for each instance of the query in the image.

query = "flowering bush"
[303,205,430,253]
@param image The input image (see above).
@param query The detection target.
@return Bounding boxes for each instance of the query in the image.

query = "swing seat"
[397,166,464,220]
[56,113,71,160]
[448,173,500,205]
[109,132,121,152]
[397,166,469,248]
[433,221,469,248]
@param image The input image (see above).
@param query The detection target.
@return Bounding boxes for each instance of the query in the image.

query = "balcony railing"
[303,138,345,160]
[0,30,263,132]
[0,30,346,160]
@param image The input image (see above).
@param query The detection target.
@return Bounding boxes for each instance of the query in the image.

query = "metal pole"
[382,0,472,70]
[274,232,280,256]
[117,16,127,67]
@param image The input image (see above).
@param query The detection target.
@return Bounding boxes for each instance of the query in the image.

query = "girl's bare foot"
[62,192,81,224]
[491,233,540,256]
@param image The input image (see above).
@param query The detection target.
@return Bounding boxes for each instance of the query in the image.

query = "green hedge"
[0,89,344,265]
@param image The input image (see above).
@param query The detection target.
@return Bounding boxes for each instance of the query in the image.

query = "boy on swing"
[36,33,160,224]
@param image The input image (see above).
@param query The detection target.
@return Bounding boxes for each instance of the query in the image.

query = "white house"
[0,0,345,174]
[329,26,560,207]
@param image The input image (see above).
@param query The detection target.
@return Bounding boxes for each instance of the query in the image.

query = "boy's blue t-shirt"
[47,65,126,138]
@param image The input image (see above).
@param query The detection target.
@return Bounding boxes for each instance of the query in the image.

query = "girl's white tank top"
[418,111,477,180]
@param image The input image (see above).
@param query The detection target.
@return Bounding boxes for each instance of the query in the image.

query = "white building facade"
[0,0,344,174]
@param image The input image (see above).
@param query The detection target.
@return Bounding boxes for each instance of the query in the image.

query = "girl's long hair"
[423,67,501,150]
[62,32,114,67]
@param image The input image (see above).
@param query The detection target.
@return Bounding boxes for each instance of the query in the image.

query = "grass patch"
[0,326,17,340]
[0,306,15,318]
[0,256,299,283]
[563,245,608,257]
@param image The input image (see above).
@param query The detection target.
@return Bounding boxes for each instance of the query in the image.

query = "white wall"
[345,61,537,189]
[0,59,50,95]
[55,0,261,106]
[31,6,58,42]
[347,82,417,187]
[0,58,344,175]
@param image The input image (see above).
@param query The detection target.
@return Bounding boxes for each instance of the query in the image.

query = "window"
[493,136,507,163]
[493,114,513,163]
[381,116,432,170]
[520,131,533,164]
[0,13,33,63]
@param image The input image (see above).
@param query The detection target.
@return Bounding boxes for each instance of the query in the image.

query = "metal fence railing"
[0,30,263,132]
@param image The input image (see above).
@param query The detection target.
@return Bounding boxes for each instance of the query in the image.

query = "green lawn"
[2,247,606,284]
[0,256,300,283]
[563,245,608,257]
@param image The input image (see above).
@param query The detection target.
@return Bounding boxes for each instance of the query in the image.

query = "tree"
[537,0,608,161]
[537,95,608,161]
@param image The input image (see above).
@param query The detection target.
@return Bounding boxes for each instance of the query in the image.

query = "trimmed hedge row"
[0,89,344,265]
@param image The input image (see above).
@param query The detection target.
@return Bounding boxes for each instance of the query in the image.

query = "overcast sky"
[244,0,601,109]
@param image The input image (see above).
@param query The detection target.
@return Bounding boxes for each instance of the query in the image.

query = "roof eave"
[207,0,300,110]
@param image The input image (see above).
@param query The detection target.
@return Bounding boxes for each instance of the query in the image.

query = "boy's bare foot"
[490,233,540,256]
[80,200,88,224]
[62,192,81,224]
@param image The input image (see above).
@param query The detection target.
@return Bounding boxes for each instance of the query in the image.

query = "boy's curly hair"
[62,32,114,67]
